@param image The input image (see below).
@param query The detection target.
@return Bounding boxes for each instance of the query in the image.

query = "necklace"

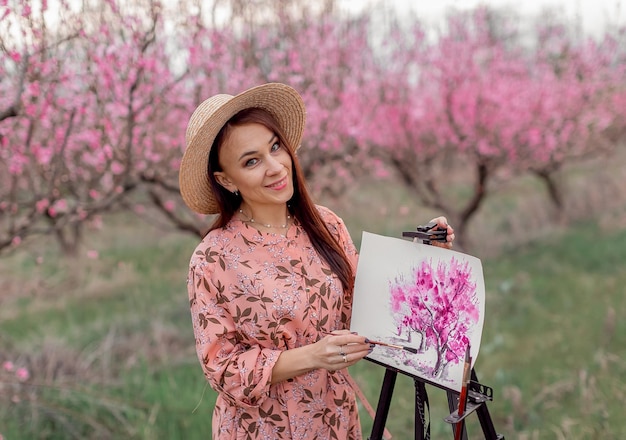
[239,209,291,229]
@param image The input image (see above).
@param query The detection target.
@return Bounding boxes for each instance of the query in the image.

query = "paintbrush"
[368,340,419,354]
[320,331,418,354]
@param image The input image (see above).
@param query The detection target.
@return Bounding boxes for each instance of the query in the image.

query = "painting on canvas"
[350,231,485,392]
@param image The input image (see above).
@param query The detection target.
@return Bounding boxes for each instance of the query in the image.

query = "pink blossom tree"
[0,0,200,254]
[190,1,384,197]
[372,7,625,247]
[2,1,624,255]
[1,0,384,254]
[523,21,625,211]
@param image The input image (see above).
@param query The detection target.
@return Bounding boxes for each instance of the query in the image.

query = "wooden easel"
[367,363,504,440]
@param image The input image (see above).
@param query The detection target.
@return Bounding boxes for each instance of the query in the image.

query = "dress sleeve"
[187,245,282,408]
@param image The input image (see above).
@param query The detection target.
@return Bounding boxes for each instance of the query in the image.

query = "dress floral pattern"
[187,205,361,439]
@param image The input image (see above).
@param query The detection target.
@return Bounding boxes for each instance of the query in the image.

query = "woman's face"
[214,122,294,212]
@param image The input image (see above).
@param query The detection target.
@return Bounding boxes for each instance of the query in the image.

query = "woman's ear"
[214,172,236,193]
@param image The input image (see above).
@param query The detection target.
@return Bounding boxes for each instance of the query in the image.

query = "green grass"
[1,211,626,439]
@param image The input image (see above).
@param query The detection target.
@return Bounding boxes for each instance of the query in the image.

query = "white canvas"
[351,231,485,392]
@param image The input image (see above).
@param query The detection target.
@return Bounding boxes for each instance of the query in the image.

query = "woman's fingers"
[429,216,455,249]
[320,332,372,371]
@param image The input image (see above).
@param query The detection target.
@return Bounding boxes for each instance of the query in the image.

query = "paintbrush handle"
[369,340,402,349]
[369,340,418,354]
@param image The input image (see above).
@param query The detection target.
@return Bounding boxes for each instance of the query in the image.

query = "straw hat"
[179,83,306,215]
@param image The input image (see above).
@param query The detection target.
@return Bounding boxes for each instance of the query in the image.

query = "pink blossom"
[16,367,30,381]
[27,81,41,97]
[36,199,50,213]
[11,236,22,246]
[86,250,99,259]
[8,153,28,175]
[110,161,124,175]
[52,199,68,213]
[34,145,53,165]
[163,200,175,212]
[89,216,103,230]
[2,361,14,372]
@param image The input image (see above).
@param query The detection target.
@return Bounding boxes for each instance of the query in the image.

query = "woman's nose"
[266,155,283,174]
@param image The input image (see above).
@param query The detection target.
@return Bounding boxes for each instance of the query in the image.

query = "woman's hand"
[270,330,372,383]
[429,216,455,249]
[316,330,372,372]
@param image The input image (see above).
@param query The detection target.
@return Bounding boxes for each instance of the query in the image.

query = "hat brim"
[179,83,306,215]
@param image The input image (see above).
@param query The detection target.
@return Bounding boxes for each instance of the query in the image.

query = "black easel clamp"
[402,222,448,245]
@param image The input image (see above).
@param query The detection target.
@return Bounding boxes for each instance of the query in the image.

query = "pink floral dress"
[187,205,362,439]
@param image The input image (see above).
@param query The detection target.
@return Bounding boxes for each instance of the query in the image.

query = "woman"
[179,83,454,439]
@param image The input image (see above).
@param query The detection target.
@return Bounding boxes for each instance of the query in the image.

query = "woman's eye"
[271,142,281,152]
[245,158,259,167]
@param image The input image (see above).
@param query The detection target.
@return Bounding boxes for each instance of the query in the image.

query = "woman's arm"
[188,252,282,408]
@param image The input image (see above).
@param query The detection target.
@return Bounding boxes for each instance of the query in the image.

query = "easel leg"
[471,369,504,440]
[369,368,397,440]
[414,379,429,440]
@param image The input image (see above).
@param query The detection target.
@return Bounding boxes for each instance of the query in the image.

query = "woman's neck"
[238,204,291,229]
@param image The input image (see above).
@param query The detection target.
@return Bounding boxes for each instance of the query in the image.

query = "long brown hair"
[206,108,353,293]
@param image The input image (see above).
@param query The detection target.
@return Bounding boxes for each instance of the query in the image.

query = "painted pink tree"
[389,257,479,378]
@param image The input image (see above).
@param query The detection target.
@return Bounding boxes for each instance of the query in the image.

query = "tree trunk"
[533,169,564,211]
[456,161,490,250]
[54,222,82,257]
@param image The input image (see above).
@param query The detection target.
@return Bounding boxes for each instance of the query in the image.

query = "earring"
[233,190,239,197]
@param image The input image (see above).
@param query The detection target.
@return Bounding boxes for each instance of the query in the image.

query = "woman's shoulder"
[189,224,237,266]
[315,204,342,223]
[314,205,349,234]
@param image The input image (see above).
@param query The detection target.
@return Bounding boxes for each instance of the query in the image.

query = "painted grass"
[1,211,625,439]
